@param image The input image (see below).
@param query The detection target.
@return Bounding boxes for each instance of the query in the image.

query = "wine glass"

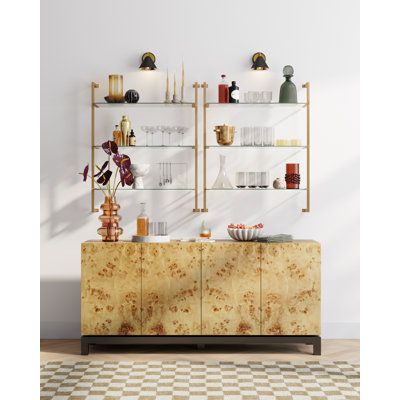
[147,126,157,146]
[141,126,150,146]
[176,126,188,146]
[156,125,167,146]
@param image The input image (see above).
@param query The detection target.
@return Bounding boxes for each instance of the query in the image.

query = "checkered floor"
[41,360,359,399]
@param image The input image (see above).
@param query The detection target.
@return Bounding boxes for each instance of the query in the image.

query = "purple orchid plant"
[79,141,134,197]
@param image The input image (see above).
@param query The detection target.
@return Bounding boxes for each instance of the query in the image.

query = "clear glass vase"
[212,154,233,189]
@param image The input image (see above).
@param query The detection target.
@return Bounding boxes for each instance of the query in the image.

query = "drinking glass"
[254,127,263,146]
[236,172,246,188]
[149,222,157,235]
[141,126,150,146]
[158,222,168,235]
[260,171,270,188]
[148,126,157,146]
[176,126,188,146]
[156,125,167,146]
[263,127,275,146]
[261,91,272,103]
[247,172,256,188]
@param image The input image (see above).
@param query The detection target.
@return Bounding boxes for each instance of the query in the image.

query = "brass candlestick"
[164,70,171,103]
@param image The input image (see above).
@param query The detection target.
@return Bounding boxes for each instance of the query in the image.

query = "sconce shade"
[251,52,269,70]
[139,52,157,70]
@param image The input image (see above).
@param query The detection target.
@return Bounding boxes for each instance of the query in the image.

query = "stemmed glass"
[141,126,150,146]
[165,126,174,145]
[156,125,167,146]
[147,126,157,146]
[176,126,188,146]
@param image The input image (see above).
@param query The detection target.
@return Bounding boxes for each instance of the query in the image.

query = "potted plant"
[79,141,134,242]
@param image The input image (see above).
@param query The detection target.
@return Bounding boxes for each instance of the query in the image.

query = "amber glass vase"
[108,75,124,102]
[97,196,123,242]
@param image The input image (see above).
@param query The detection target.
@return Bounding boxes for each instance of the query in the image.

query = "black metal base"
[81,335,321,356]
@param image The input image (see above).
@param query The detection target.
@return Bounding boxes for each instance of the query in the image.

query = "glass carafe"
[212,154,233,189]
[136,202,149,236]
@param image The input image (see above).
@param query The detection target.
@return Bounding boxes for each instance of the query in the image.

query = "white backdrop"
[41,0,359,338]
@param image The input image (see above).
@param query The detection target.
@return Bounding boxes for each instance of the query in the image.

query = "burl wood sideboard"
[81,240,321,355]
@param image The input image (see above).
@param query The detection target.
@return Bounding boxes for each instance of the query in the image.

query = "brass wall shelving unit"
[200,81,311,213]
[90,81,201,213]
[90,80,311,214]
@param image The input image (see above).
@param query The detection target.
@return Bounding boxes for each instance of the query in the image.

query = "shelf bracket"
[302,82,310,212]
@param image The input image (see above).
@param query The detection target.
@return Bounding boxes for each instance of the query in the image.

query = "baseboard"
[41,321,360,340]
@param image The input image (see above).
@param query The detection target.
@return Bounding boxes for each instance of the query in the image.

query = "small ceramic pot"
[273,178,286,189]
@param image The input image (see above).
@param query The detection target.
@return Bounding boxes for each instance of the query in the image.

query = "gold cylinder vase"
[214,124,235,146]
[97,196,123,242]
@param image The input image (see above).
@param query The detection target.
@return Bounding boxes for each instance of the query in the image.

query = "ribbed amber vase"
[97,196,123,242]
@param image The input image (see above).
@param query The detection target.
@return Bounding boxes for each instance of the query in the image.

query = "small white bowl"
[227,228,262,241]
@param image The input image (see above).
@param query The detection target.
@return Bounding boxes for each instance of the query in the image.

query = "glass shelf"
[94,188,194,191]
[206,188,306,191]
[93,145,194,149]
[206,145,306,149]
[207,102,307,107]
[94,102,193,107]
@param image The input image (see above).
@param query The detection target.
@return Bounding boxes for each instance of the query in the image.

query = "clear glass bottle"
[136,202,149,236]
[218,74,229,103]
[212,154,233,189]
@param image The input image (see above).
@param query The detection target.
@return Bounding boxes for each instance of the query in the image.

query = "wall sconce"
[251,52,269,70]
[139,52,157,70]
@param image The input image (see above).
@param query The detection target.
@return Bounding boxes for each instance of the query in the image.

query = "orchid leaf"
[96,169,112,185]
[102,140,118,155]
[94,161,109,177]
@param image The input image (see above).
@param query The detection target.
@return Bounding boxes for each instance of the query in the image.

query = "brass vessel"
[97,196,123,242]
[214,124,235,146]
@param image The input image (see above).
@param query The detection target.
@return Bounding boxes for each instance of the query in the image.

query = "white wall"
[41,0,359,338]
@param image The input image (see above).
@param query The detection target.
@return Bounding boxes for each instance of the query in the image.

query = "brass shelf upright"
[302,82,310,212]
[91,82,99,213]
[192,82,201,212]
[201,82,209,212]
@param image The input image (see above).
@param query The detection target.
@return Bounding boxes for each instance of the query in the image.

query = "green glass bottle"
[279,65,297,103]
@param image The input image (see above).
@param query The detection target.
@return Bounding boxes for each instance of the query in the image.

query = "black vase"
[124,89,140,103]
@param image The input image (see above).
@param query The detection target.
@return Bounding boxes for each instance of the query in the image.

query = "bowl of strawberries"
[227,223,264,241]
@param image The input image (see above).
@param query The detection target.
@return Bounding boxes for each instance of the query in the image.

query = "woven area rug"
[41,360,359,400]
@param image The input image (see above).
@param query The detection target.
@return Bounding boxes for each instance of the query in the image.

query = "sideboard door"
[202,242,261,335]
[261,241,321,335]
[142,242,201,335]
[81,242,142,335]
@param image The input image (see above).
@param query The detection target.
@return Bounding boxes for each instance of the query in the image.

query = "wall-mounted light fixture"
[139,52,157,70]
[251,52,269,70]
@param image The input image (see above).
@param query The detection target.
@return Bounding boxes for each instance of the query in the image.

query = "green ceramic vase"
[279,65,297,103]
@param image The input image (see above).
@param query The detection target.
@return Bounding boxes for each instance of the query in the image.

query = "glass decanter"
[212,154,233,189]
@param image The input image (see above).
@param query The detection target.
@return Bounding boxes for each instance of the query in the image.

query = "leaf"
[94,161,109,177]
[96,170,112,185]
[102,140,118,155]
[81,164,89,181]
[113,153,131,169]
